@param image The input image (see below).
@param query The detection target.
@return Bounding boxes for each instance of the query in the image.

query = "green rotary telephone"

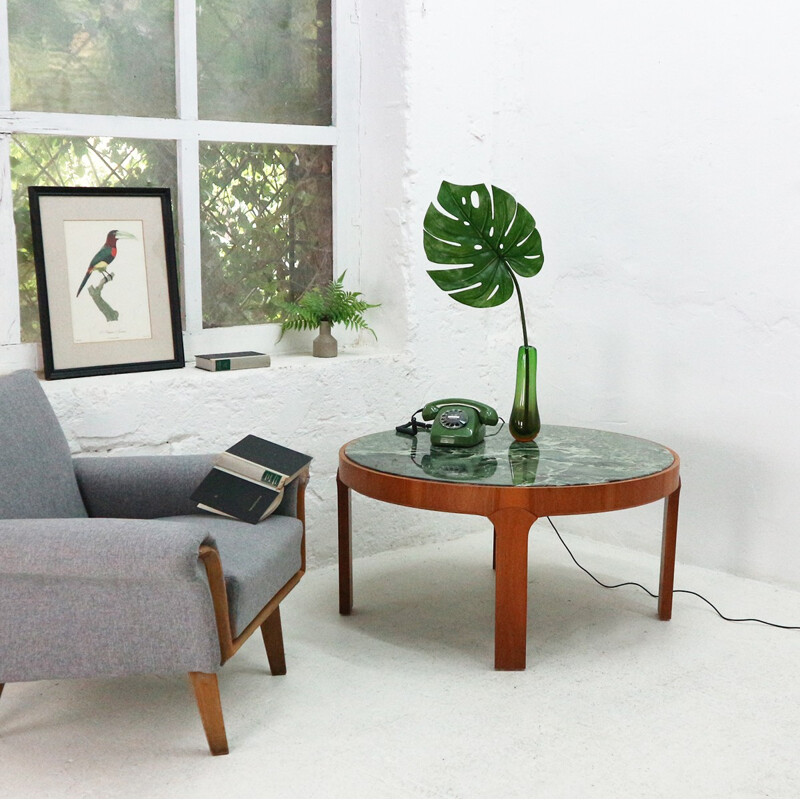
[421,398,499,447]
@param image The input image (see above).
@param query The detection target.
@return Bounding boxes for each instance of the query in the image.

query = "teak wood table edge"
[337,436,680,671]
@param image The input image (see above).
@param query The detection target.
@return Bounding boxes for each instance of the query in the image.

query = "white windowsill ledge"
[1,341,399,383]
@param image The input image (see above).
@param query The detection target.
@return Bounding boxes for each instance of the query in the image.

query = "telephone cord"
[486,417,505,436]
[545,517,800,631]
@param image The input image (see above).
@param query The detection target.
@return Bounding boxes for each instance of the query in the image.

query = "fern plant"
[277,271,379,340]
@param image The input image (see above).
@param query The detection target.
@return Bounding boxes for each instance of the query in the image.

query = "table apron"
[337,455,680,518]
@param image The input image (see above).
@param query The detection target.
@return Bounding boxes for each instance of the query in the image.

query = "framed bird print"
[29,187,185,380]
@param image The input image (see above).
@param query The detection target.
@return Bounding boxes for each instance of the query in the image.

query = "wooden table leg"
[490,507,537,670]
[658,480,681,620]
[337,471,353,615]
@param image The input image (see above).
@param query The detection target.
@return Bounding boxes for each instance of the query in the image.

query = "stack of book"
[191,435,312,524]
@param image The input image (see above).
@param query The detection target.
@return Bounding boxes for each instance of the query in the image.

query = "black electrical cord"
[485,417,505,436]
[545,517,800,631]
[395,409,432,437]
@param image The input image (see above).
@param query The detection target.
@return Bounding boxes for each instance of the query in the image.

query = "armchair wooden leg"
[188,672,229,756]
[261,607,287,676]
[0,683,4,700]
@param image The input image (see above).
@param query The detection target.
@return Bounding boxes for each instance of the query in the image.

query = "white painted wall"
[27,0,800,592]
[401,0,800,589]
[35,0,497,574]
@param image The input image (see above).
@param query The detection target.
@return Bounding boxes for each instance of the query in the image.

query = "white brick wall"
[19,1,800,590]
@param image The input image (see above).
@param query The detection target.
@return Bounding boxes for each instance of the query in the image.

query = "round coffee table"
[337,425,680,670]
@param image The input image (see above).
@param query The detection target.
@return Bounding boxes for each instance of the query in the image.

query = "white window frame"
[0,0,360,370]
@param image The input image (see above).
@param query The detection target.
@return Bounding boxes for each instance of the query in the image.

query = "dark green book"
[191,467,284,524]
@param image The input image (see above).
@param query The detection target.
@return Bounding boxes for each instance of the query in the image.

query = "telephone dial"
[397,397,500,447]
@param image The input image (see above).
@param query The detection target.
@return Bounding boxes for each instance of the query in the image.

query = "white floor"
[2,526,800,799]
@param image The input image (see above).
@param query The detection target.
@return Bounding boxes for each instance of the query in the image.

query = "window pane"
[8,0,176,117]
[200,142,332,328]
[11,135,178,343]
[197,0,332,125]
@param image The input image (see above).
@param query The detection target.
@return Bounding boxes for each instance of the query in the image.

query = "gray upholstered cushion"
[0,383,306,683]
[0,510,303,681]
[74,454,217,519]
[162,513,304,637]
[0,517,214,579]
[0,370,86,519]
[74,454,301,520]
[0,517,221,681]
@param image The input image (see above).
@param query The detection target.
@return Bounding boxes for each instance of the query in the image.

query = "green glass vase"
[509,345,541,442]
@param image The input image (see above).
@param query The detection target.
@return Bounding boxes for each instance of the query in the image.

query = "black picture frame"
[29,186,185,380]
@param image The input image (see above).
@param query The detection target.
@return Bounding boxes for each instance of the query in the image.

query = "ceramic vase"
[313,320,338,358]
[509,345,540,441]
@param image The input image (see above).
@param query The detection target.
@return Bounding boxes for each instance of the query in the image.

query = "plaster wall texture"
[402,0,800,590]
[32,1,800,592]
[38,1,499,572]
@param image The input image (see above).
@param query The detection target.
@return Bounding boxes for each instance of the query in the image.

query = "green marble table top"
[344,425,676,487]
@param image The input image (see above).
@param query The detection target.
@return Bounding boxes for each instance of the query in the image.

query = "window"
[0,0,341,358]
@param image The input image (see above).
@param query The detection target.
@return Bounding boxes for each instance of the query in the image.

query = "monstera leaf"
[423,181,544,311]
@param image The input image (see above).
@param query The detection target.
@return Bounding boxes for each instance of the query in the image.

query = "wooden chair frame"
[0,474,309,756]
[0,468,307,759]
[190,472,308,755]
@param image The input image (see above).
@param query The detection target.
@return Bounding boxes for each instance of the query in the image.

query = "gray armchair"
[0,370,308,755]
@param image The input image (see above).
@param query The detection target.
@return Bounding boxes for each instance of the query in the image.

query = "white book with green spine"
[194,351,271,371]
[214,434,312,489]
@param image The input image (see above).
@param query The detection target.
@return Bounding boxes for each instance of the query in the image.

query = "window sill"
[19,344,395,384]
[1,337,396,381]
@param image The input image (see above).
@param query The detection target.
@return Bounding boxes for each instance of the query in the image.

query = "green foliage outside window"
[199,142,333,329]
[11,137,333,340]
[8,0,176,118]
[10,135,178,342]
[197,0,332,125]
[7,0,334,342]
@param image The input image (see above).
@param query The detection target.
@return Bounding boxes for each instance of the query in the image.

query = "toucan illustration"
[75,229,137,297]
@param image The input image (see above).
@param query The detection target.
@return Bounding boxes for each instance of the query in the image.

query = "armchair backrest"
[0,370,87,519]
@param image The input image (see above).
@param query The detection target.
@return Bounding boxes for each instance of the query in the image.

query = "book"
[190,467,284,524]
[214,434,312,489]
[194,351,271,371]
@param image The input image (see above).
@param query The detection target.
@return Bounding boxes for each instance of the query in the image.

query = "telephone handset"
[421,398,499,447]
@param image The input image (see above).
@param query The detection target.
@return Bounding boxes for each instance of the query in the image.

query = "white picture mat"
[37,193,178,371]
